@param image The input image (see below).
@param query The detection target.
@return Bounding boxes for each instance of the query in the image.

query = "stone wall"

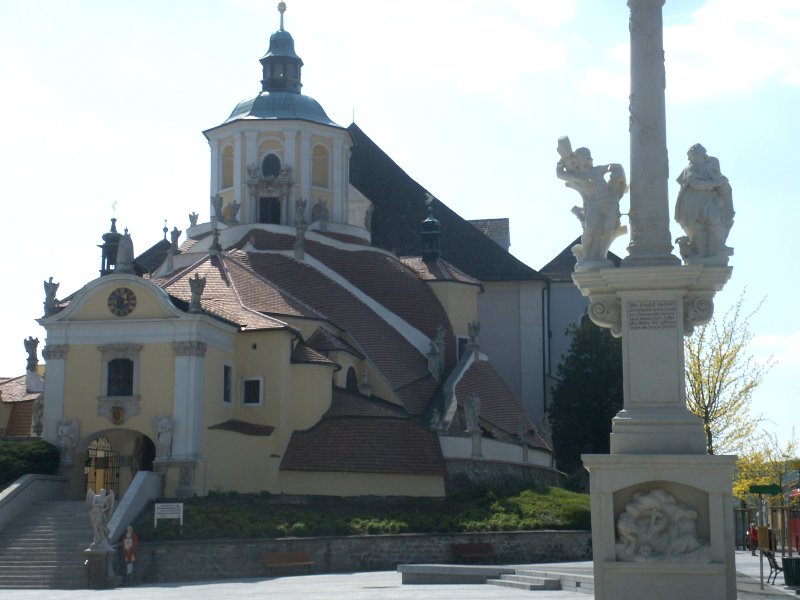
[444,460,562,495]
[133,530,591,584]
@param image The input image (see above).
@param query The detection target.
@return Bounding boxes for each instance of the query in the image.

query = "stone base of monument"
[582,453,737,600]
[84,543,119,589]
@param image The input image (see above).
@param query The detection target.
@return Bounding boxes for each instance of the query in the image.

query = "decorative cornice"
[173,341,208,357]
[42,344,69,360]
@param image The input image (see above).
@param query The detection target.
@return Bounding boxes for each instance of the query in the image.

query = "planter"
[782,557,800,587]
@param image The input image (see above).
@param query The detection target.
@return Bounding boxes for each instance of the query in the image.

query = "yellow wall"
[427,282,479,338]
[71,282,173,321]
[62,342,174,437]
[204,431,279,493]
[290,364,332,431]
[280,471,445,497]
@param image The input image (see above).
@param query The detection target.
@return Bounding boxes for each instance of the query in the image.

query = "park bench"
[451,542,495,564]
[261,551,315,575]
[763,550,783,584]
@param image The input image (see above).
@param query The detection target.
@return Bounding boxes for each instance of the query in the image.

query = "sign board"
[154,502,184,527]
[749,484,780,495]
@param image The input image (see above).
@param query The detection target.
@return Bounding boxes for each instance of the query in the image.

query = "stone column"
[209,139,218,209]
[332,140,344,223]
[623,0,679,267]
[244,129,258,222]
[299,130,312,221]
[41,344,68,444]
[233,133,243,210]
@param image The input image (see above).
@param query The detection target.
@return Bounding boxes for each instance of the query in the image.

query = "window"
[107,358,134,396]
[311,145,329,188]
[261,153,281,178]
[221,146,234,189]
[241,377,263,406]
[258,197,281,224]
[345,367,358,392]
[457,337,469,361]
[222,365,233,405]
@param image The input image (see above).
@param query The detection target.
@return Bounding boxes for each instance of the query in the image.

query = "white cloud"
[752,330,800,367]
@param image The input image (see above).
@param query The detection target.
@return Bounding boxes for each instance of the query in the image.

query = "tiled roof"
[348,123,545,282]
[307,327,364,359]
[455,359,551,451]
[0,375,39,403]
[291,342,339,368]
[135,239,172,275]
[399,257,482,286]
[235,249,441,416]
[539,237,622,282]
[157,255,288,331]
[280,389,446,475]
[468,218,510,240]
[208,419,275,436]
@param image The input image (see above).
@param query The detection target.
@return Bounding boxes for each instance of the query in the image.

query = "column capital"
[42,344,69,360]
[172,341,207,357]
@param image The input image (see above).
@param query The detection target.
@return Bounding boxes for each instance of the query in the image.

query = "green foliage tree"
[733,431,797,506]
[548,314,623,486]
[684,292,773,455]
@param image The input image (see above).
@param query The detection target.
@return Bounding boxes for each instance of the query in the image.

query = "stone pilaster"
[171,342,206,463]
[41,344,68,444]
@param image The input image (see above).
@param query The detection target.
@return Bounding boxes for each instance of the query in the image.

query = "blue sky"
[1,0,797,446]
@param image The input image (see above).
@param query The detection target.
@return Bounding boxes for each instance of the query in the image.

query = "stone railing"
[0,474,67,531]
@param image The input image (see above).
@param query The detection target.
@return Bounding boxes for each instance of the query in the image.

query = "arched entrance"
[80,429,156,499]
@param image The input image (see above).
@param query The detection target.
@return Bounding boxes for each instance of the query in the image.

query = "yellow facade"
[427,281,479,338]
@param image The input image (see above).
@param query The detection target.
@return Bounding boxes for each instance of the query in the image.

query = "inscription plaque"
[628,300,676,330]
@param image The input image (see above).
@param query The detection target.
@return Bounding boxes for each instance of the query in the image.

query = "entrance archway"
[80,429,156,499]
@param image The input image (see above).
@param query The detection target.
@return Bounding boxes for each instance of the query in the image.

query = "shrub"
[0,440,60,488]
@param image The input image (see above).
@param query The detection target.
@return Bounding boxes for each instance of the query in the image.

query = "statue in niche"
[43,277,60,317]
[116,229,135,274]
[674,143,734,262]
[152,414,175,459]
[312,198,330,231]
[56,419,79,465]
[188,273,206,313]
[556,136,628,270]
[24,336,39,371]
[615,488,711,563]
[86,487,115,548]
[464,393,480,432]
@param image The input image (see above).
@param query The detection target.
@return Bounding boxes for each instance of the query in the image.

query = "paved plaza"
[0,551,795,599]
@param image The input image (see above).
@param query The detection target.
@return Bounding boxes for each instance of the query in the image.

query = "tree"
[733,431,797,505]
[684,292,774,455]
[548,314,623,487]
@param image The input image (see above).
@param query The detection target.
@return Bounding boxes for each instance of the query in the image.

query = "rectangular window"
[258,197,281,224]
[222,365,233,404]
[242,377,262,406]
[107,358,134,396]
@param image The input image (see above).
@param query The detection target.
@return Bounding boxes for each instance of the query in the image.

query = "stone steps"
[486,573,561,591]
[0,500,92,589]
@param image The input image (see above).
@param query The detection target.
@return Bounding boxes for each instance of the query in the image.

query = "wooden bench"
[261,551,315,575]
[763,550,783,584]
[451,542,495,564]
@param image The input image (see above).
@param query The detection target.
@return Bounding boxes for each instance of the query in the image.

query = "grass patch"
[135,485,590,541]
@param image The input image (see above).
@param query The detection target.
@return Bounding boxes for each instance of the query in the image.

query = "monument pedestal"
[582,454,737,599]
[84,545,116,589]
[573,265,736,600]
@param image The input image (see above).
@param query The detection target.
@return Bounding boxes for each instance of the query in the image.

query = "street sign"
[749,484,780,495]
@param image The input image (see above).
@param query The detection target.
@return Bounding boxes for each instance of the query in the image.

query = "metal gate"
[85,436,119,498]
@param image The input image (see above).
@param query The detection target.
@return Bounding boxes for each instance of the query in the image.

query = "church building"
[35,4,556,500]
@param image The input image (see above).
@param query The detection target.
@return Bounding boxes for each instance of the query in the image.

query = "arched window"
[221,146,234,189]
[262,153,281,178]
[312,145,329,188]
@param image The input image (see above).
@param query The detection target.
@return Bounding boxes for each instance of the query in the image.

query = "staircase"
[487,568,594,594]
[0,501,91,589]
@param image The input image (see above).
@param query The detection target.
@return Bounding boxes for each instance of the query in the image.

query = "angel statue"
[86,487,115,548]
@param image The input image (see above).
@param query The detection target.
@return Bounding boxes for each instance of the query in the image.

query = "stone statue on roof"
[170,227,182,253]
[24,336,39,371]
[312,198,329,231]
[556,136,628,270]
[116,229,135,274]
[43,277,59,317]
[464,393,480,432]
[189,212,199,227]
[188,273,206,313]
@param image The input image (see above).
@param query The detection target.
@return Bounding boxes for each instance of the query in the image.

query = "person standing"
[748,523,758,556]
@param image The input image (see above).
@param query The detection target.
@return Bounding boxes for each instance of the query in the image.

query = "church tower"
[201,2,357,233]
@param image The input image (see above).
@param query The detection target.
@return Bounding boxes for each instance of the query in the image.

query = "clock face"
[107,287,137,317]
